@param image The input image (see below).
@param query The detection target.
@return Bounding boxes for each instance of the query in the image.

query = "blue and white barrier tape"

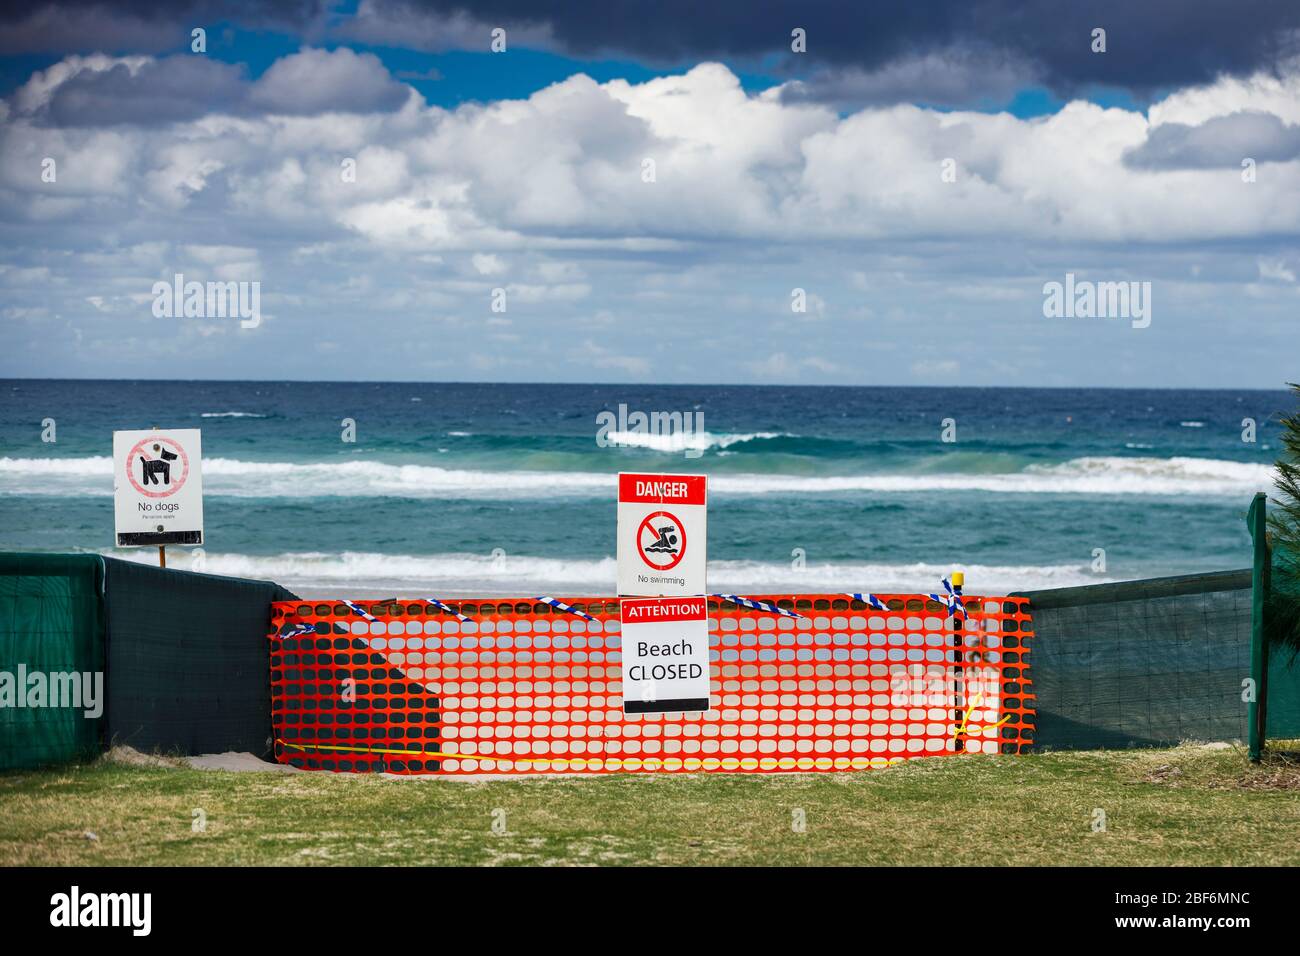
[845,592,890,611]
[280,622,319,639]
[927,577,968,621]
[536,596,596,622]
[424,598,471,623]
[711,594,805,619]
[341,600,380,623]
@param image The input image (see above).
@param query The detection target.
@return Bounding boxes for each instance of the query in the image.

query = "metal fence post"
[1247,493,1269,762]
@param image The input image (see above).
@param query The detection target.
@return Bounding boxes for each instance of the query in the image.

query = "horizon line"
[0,376,1293,394]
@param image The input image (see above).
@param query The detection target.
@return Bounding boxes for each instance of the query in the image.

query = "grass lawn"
[1,743,1297,866]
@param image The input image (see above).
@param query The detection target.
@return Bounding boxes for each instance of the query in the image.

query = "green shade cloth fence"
[0,554,105,771]
[0,552,296,770]
[1020,570,1255,750]
[1249,493,1300,757]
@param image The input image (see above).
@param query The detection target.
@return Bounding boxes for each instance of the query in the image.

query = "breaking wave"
[104,549,1114,596]
[0,454,1273,499]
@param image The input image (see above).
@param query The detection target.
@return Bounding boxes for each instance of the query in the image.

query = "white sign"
[619,596,711,714]
[113,428,204,547]
[616,472,706,597]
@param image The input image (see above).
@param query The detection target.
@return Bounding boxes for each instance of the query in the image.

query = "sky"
[1,1,1299,387]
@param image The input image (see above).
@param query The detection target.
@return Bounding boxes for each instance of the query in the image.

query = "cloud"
[7,0,1300,109]
[12,54,150,114]
[6,56,1300,259]
[745,353,842,380]
[577,340,650,376]
[333,0,1300,105]
[471,253,505,275]
[13,48,409,128]
[779,46,1034,110]
[9,58,1297,251]
[1124,110,1300,169]
[911,358,960,380]
[1259,258,1297,283]
[338,0,553,52]
[0,3,180,55]
[247,47,411,115]
[39,56,247,126]
[0,1,329,55]
[3,54,1300,385]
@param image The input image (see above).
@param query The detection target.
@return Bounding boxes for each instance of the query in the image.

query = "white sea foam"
[105,548,1116,596]
[0,454,1272,499]
[605,430,783,453]
[200,411,267,418]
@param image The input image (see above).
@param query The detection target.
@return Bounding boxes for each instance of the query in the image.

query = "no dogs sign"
[620,596,711,714]
[616,472,706,597]
[113,428,204,546]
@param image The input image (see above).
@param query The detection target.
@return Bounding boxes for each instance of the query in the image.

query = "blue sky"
[0,1,1298,387]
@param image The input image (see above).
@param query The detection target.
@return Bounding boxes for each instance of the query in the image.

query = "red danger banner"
[618,473,707,505]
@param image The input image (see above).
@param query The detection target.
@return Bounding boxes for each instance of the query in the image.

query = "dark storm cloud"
[6,1,1299,105]
[0,1,327,55]
[1124,111,1300,169]
[350,0,1300,103]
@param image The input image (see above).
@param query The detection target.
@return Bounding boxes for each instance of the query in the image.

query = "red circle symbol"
[636,510,687,570]
[125,435,189,499]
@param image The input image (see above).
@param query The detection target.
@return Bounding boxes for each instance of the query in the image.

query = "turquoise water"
[0,379,1284,596]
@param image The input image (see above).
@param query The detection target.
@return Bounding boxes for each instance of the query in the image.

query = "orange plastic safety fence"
[268,594,1035,775]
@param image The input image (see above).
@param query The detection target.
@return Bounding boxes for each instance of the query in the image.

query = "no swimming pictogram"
[635,510,687,570]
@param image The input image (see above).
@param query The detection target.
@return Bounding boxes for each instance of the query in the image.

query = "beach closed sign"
[113,428,204,547]
[619,596,711,714]
[616,472,706,597]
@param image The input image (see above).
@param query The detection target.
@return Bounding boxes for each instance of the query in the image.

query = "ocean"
[0,380,1284,597]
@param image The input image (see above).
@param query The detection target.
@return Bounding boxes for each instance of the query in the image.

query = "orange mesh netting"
[269,593,1035,775]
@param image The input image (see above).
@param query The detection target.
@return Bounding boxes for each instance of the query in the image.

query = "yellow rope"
[952,693,1011,742]
[276,739,904,769]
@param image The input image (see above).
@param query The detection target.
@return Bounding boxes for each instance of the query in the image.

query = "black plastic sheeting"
[1019,570,1254,750]
[103,558,297,757]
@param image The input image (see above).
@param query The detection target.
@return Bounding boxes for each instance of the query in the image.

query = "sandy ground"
[101,746,295,773]
[186,752,592,781]
[101,746,584,781]
[185,751,304,773]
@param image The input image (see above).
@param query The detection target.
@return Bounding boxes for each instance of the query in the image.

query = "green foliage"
[1265,589,1300,660]
[1268,383,1300,652]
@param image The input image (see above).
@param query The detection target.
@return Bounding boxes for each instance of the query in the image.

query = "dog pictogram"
[138,445,179,486]
[125,436,190,499]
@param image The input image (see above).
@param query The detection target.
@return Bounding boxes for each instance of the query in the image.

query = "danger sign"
[620,596,711,714]
[616,472,706,597]
[113,428,204,547]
